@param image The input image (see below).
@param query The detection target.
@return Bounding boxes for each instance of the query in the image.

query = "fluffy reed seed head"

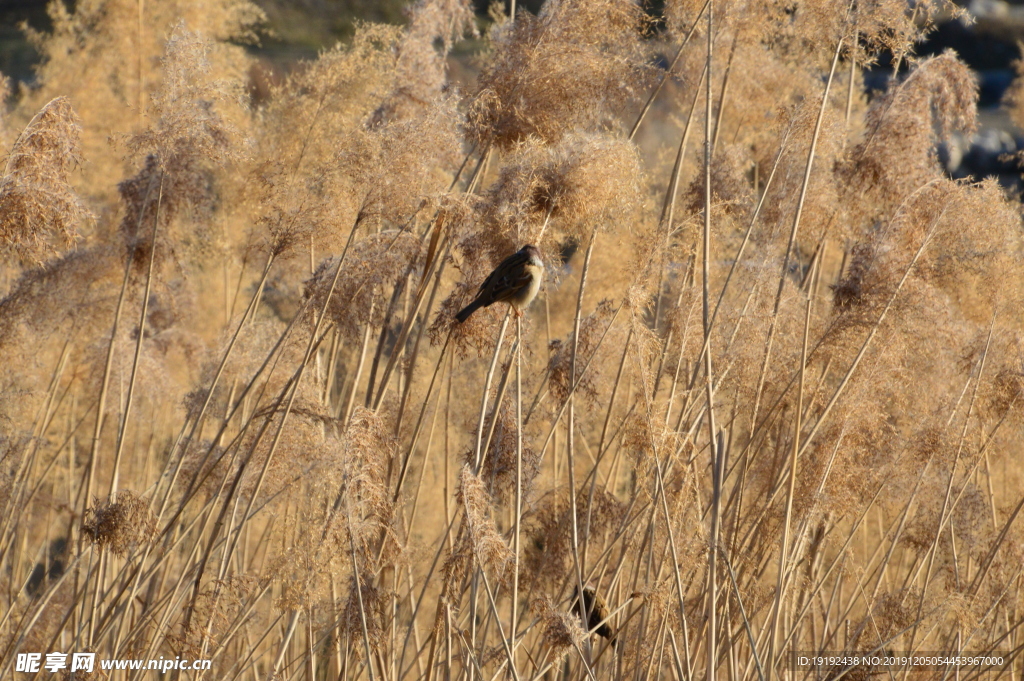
[370,0,477,126]
[457,466,515,586]
[536,597,586,661]
[82,490,158,557]
[0,96,91,264]
[467,0,654,147]
[118,24,245,274]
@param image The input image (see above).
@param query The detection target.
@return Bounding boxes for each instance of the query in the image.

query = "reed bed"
[2,0,1024,679]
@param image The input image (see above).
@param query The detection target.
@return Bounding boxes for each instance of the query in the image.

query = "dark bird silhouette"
[455,245,543,322]
[572,585,616,648]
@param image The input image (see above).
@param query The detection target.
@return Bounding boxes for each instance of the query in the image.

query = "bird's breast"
[511,264,542,309]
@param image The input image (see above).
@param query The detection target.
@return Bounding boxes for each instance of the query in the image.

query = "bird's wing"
[488,252,534,303]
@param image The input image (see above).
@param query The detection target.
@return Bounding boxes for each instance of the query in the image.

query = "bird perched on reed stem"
[455,245,543,322]
[571,585,616,648]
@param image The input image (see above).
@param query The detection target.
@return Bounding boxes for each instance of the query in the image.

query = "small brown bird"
[571,585,616,648]
[455,245,543,323]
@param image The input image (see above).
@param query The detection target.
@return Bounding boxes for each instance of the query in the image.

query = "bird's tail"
[455,299,483,323]
[598,624,616,649]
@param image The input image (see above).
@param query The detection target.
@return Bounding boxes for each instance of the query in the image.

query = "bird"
[571,585,616,648]
[455,245,543,323]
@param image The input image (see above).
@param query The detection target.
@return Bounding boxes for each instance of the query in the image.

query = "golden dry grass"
[2,0,1024,680]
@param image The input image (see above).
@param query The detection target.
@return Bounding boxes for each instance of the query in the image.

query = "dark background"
[1,0,1019,100]
[2,0,1023,185]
